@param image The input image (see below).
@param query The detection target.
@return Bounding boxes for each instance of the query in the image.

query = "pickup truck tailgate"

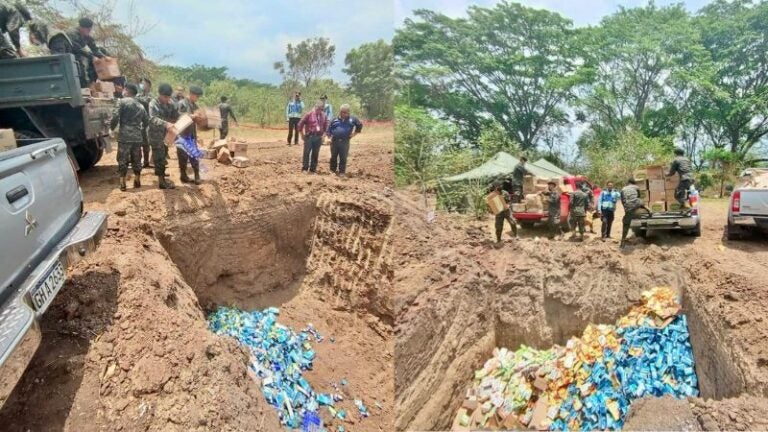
[738,189,768,217]
[0,140,81,307]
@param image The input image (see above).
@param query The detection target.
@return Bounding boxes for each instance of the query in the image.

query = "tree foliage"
[273,37,335,87]
[344,40,395,120]
[395,105,457,187]
[582,128,672,186]
[395,2,581,149]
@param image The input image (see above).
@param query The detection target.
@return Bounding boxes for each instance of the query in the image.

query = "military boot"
[119,176,127,192]
[158,176,176,189]
[193,167,202,185]
[134,173,141,189]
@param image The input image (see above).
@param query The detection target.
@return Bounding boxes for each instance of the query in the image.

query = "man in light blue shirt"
[597,181,622,240]
[321,94,333,119]
[286,92,304,146]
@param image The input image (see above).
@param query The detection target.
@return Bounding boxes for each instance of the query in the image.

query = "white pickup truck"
[726,168,768,240]
[0,138,107,406]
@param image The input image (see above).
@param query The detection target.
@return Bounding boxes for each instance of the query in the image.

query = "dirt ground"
[395,190,768,431]
[0,124,394,431]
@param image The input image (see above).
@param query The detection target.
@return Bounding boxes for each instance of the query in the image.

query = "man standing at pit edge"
[176,85,203,185]
[597,181,621,240]
[543,180,563,239]
[147,83,177,189]
[110,83,148,192]
[286,92,304,146]
[297,101,329,174]
[327,104,363,179]
[620,178,645,249]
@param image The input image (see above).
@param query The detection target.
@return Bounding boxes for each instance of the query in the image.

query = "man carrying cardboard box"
[176,86,204,185]
[667,147,694,208]
[146,83,178,190]
[491,182,517,242]
[54,18,110,87]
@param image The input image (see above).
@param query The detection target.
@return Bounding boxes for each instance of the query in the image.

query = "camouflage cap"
[189,85,203,96]
[79,17,94,28]
[124,83,138,95]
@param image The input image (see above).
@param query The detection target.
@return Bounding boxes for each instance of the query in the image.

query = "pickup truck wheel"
[72,142,103,171]
[689,222,702,237]
[726,222,742,241]
[633,228,648,238]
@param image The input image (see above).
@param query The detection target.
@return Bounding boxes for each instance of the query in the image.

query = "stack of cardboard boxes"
[0,129,16,152]
[511,175,568,213]
[634,165,683,212]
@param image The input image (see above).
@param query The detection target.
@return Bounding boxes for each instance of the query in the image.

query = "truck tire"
[689,222,702,237]
[72,141,103,171]
[633,228,648,238]
[726,222,742,241]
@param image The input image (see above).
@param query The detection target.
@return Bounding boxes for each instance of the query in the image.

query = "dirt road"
[395,192,768,431]
[0,125,395,431]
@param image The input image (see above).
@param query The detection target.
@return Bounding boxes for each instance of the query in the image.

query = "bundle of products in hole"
[208,307,363,431]
[453,287,699,431]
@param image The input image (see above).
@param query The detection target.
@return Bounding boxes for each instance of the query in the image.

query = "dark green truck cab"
[0,54,113,170]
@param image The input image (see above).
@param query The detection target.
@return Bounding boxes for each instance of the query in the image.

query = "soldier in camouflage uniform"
[543,180,563,239]
[176,85,203,185]
[136,78,153,168]
[491,182,517,242]
[110,83,148,191]
[620,178,645,248]
[218,96,238,139]
[667,147,694,207]
[146,83,177,189]
[569,184,589,241]
[508,156,529,203]
[0,3,31,59]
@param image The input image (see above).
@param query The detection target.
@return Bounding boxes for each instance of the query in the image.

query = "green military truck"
[0,54,113,170]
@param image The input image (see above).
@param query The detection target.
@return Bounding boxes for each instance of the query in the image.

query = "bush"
[583,128,672,185]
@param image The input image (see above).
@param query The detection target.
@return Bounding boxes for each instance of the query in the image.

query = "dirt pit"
[0,126,395,431]
[395,192,768,431]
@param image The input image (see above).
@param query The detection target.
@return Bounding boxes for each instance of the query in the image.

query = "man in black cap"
[146,83,178,189]
[113,76,126,99]
[110,83,148,191]
[0,2,32,59]
[218,96,238,139]
[54,17,109,86]
[176,85,203,185]
[136,77,153,168]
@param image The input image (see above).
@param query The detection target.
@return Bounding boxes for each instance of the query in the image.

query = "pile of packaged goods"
[208,307,343,430]
[454,287,699,431]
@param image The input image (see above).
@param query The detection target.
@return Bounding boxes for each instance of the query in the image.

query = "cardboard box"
[217,147,232,164]
[232,156,250,168]
[636,179,649,191]
[668,202,683,211]
[194,107,222,130]
[211,139,229,150]
[650,201,666,212]
[523,175,536,195]
[91,80,115,95]
[648,179,665,191]
[525,193,543,213]
[93,57,121,80]
[638,189,649,201]
[665,175,679,190]
[203,148,217,159]
[229,142,248,155]
[649,190,666,203]
[0,128,16,152]
[511,203,527,213]
[633,169,648,181]
[486,191,508,215]
[645,165,665,180]
[164,128,177,146]
[175,114,194,133]
[665,188,680,202]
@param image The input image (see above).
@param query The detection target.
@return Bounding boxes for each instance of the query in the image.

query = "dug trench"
[0,190,394,432]
[395,192,768,431]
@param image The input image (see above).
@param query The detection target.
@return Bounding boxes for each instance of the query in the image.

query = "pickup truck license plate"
[31,261,65,312]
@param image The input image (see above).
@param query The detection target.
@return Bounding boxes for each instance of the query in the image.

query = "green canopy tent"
[438,152,571,212]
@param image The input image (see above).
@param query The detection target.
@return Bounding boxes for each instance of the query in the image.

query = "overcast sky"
[55,0,394,84]
[396,0,712,26]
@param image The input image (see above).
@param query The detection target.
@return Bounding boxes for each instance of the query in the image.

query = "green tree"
[395,2,580,150]
[702,148,739,197]
[576,4,703,142]
[344,40,395,120]
[582,127,672,186]
[395,105,457,188]
[689,0,768,161]
[274,37,335,87]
